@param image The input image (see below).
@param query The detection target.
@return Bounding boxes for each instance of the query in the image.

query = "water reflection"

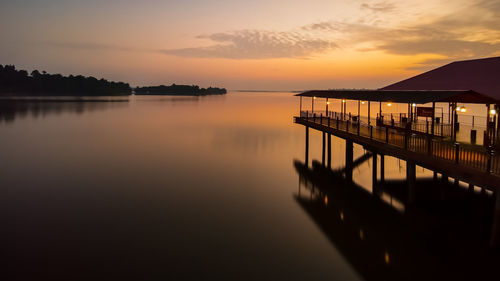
[0,97,129,123]
[294,159,500,281]
[5,92,363,281]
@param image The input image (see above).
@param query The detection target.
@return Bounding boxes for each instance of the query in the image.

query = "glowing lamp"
[313,96,317,100]
[460,107,467,113]
[361,101,365,104]
[456,106,461,111]
[490,109,497,115]
[412,103,416,107]
[387,103,392,107]
[326,101,330,105]
[342,99,345,103]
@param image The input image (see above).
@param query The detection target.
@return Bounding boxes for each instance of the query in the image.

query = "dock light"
[313,96,317,100]
[456,106,461,111]
[361,101,365,104]
[326,101,330,105]
[490,109,497,115]
[387,103,392,107]
[412,103,416,107]
[460,107,467,113]
[342,99,346,103]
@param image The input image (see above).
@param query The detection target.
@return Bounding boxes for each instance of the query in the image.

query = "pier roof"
[381,56,500,102]
[296,89,497,104]
[299,56,500,104]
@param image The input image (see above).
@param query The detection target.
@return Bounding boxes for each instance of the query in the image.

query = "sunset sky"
[1,0,499,90]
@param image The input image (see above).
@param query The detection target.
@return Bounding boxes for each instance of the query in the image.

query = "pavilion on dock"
[294,57,500,247]
[297,56,500,147]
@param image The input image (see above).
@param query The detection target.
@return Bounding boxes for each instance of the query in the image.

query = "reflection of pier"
[294,160,500,280]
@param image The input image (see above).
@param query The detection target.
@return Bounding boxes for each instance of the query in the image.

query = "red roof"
[381,57,500,102]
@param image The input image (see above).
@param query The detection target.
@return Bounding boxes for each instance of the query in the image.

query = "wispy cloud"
[301,22,345,32]
[303,0,500,68]
[47,42,147,52]
[360,1,397,13]
[161,30,338,59]
[378,39,499,57]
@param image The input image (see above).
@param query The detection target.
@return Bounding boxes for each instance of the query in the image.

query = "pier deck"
[295,115,500,191]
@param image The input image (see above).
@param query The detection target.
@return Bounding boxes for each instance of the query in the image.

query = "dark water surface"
[2,92,498,280]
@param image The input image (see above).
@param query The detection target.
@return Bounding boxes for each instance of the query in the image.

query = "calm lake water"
[2,92,498,280]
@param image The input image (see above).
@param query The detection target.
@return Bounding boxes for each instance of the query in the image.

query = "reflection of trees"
[0,65,131,96]
[0,99,128,123]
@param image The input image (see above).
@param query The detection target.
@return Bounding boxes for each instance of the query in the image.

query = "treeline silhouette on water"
[135,84,227,95]
[0,65,227,96]
[0,65,131,96]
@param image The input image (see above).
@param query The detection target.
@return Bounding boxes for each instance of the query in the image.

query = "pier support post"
[372,153,378,195]
[327,133,332,169]
[407,161,416,205]
[312,97,314,114]
[440,174,448,200]
[345,140,353,182]
[305,127,309,166]
[491,192,500,247]
[368,101,371,126]
[431,102,435,135]
[441,174,448,183]
[380,154,385,184]
[322,132,326,166]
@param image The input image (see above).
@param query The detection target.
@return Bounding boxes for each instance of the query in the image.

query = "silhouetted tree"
[0,65,132,96]
[135,84,226,95]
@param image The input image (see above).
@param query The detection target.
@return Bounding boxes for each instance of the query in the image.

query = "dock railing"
[302,110,453,137]
[377,113,453,137]
[297,111,500,176]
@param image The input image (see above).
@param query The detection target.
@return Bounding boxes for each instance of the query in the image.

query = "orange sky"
[0,0,499,90]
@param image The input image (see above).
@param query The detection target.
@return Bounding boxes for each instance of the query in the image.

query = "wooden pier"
[296,114,500,189]
[294,89,500,247]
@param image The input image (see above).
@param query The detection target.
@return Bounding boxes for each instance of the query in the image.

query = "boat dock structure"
[293,57,500,247]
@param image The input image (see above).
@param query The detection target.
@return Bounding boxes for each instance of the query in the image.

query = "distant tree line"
[0,65,131,96]
[135,84,227,95]
[0,64,227,96]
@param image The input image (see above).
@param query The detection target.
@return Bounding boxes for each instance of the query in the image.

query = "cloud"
[351,23,500,58]
[301,21,344,32]
[47,42,146,52]
[403,58,459,71]
[379,39,499,56]
[161,30,338,59]
[360,1,396,13]
[301,0,500,69]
